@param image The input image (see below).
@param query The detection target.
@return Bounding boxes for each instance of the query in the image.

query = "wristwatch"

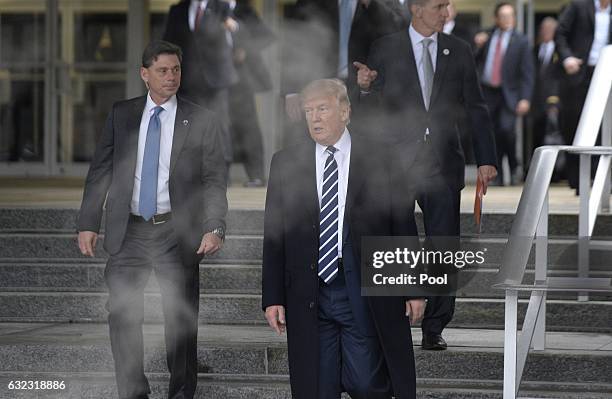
[210,226,225,241]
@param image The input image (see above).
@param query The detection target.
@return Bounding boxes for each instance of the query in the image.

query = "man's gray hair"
[299,79,351,109]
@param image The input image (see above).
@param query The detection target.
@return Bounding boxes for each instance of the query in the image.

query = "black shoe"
[243,178,265,188]
[421,334,447,350]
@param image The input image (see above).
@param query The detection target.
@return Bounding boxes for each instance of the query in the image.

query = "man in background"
[555,0,611,191]
[475,2,534,186]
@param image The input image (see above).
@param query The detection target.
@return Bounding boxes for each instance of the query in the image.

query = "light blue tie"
[318,146,340,284]
[338,0,352,76]
[139,106,164,220]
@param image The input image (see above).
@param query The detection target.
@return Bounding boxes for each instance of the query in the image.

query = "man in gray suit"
[76,40,228,399]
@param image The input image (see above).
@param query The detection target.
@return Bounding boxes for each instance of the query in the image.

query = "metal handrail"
[493,45,612,399]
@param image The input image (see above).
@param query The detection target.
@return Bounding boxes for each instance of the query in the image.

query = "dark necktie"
[318,146,340,284]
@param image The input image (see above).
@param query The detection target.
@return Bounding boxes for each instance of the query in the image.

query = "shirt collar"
[145,93,177,115]
[409,24,438,46]
[316,128,351,157]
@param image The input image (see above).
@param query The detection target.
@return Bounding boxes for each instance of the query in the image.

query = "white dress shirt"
[131,94,178,215]
[316,129,351,259]
[483,29,512,85]
[538,41,555,66]
[189,0,209,31]
[409,24,438,106]
[589,0,611,66]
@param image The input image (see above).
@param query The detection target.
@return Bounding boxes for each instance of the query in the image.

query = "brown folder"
[474,177,484,234]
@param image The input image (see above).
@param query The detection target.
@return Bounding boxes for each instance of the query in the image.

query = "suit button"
[310,263,315,270]
[312,224,316,230]
[309,302,315,309]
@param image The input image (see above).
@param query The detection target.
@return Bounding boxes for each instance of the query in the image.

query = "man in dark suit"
[262,79,425,399]
[76,41,228,399]
[355,0,497,350]
[531,17,561,150]
[228,0,275,187]
[474,2,534,186]
[281,0,405,144]
[555,0,611,190]
[163,0,239,175]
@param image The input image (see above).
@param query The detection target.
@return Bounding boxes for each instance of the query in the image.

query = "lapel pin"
[183,119,189,126]
[443,49,450,56]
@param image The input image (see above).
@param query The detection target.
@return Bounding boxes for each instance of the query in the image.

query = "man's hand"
[477,165,498,194]
[515,99,530,116]
[197,232,223,255]
[78,231,98,257]
[405,299,426,325]
[224,17,239,33]
[354,62,378,91]
[285,93,302,122]
[265,305,286,335]
[474,32,489,49]
[563,56,583,75]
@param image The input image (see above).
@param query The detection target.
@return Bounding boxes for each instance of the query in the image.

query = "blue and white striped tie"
[318,146,340,284]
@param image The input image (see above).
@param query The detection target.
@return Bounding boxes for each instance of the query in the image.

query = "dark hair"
[494,2,514,17]
[141,40,182,68]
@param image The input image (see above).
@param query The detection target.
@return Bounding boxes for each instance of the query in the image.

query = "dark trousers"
[317,272,391,399]
[229,82,265,181]
[560,67,594,189]
[483,86,518,182]
[105,218,199,399]
[416,173,460,335]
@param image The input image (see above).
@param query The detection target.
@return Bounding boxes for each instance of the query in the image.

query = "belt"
[129,212,172,225]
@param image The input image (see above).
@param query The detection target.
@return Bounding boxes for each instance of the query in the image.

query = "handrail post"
[503,289,518,399]
[533,190,548,350]
[602,93,612,213]
[578,154,590,302]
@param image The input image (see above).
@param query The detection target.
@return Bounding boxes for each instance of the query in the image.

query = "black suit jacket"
[555,0,612,86]
[282,0,404,97]
[262,136,419,399]
[362,31,497,189]
[532,42,561,115]
[475,28,535,109]
[77,96,228,266]
[163,0,238,91]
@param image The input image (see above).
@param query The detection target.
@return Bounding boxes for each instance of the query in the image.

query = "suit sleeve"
[555,3,577,62]
[519,38,535,102]
[460,42,498,168]
[76,105,115,233]
[261,153,286,310]
[201,116,229,233]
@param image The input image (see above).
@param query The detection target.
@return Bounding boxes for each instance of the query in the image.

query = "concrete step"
[0,262,610,302]
[0,373,609,399]
[0,209,264,235]
[4,208,612,236]
[0,293,609,332]
[0,324,610,390]
[3,234,612,271]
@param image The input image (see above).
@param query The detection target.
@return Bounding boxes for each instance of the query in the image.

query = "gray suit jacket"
[77,95,228,266]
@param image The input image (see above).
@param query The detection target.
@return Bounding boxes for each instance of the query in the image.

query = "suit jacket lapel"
[402,32,427,111]
[125,97,146,183]
[430,33,450,108]
[296,140,319,224]
[170,97,194,175]
[344,137,365,227]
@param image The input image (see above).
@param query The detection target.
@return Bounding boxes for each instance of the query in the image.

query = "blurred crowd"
[162,0,611,190]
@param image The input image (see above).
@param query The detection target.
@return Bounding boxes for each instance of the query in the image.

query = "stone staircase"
[0,208,610,398]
